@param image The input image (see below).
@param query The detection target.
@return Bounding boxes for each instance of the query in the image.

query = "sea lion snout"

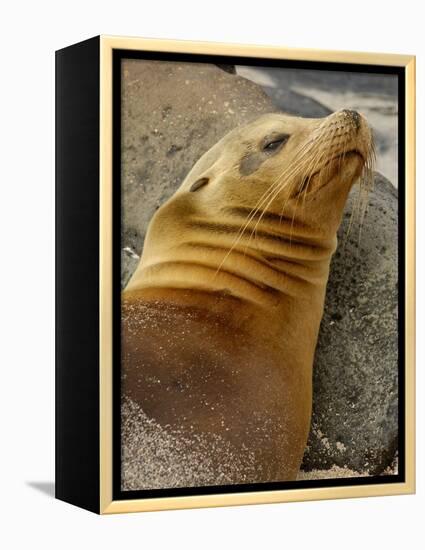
[340,109,362,131]
[311,109,373,170]
[326,108,366,135]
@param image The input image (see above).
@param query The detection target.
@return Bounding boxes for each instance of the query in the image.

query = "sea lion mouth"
[294,150,365,198]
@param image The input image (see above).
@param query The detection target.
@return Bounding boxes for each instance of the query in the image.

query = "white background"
[1,0,423,548]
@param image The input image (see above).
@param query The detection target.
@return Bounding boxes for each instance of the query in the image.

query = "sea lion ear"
[189,177,209,192]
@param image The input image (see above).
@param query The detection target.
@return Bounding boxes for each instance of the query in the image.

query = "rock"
[121,60,398,475]
[261,87,332,118]
[235,66,332,118]
[215,64,236,74]
[236,65,398,97]
[302,173,398,475]
[121,59,277,287]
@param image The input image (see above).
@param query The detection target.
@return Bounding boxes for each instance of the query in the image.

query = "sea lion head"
[126,110,374,304]
[183,109,374,235]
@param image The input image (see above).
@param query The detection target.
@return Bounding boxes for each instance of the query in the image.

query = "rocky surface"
[302,173,398,474]
[120,60,399,477]
[121,58,278,287]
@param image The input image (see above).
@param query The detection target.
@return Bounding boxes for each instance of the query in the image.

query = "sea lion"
[121,109,374,489]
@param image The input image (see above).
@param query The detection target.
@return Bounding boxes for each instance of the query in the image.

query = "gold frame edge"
[404,56,416,495]
[98,36,416,515]
[99,37,114,513]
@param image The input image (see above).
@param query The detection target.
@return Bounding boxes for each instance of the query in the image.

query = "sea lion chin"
[121,109,374,489]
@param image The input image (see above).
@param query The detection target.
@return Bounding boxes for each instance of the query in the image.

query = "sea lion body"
[122,110,374,487]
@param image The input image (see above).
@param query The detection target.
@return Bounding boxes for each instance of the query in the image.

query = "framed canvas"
[55,35,415,514]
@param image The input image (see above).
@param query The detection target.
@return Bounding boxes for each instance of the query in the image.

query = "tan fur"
[122,110,374,485]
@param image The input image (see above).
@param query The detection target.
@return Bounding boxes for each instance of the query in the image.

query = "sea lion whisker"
[277,130,332,228]
[288,151,325,241]
[249,158,311,246]
[216,140,316,271]
[357,149,375,245]
[291,140,335,240]
[258,139,320,223]
[278,149,321,224]
[291,127,336,222]
[342,135,375,250]
[295,122,334,191]
[239,158,304,244]
[253,121,345,243]
[299,146,326,206]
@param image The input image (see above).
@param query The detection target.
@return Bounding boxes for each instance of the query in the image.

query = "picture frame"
[55,35,415,514]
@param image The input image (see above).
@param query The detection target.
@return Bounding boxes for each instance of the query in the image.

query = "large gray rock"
[121,59,277,287]
[302,173,398,474]
[261,87,331,118]
[121,60,398,475]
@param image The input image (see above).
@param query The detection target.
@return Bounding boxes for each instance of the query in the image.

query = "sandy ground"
[298,457,398,480]
[122,398,398,490]
[297,466,367,480]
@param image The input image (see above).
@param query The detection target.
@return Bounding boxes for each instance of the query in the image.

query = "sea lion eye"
[263,134,290,152]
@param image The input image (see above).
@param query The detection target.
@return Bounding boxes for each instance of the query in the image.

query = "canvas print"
[118,57,399,491]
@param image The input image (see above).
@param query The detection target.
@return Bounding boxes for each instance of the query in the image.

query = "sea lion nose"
[341,109,361,131]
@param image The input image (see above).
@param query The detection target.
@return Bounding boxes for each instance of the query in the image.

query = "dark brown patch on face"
[239,151,266,176]
[239,133,290,176]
